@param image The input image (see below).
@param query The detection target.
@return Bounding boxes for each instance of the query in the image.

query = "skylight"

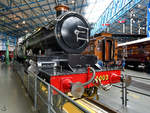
[84,0,113,24]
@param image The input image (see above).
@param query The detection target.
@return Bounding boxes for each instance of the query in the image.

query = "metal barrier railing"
[13,62,90,113]
[127,75,150,80]
[113,74,150,107]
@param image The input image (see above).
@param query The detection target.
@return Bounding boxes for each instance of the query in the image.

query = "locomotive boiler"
[15,5,122,100]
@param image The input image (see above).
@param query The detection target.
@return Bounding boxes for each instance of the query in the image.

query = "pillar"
[147,2,150,37]
[123,23,125,33]
[5,37,9,64]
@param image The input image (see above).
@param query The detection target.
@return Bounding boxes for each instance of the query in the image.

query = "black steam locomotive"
[15,5,97,80]
[14,6,123,107]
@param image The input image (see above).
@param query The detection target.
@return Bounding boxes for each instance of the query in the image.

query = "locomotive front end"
[55,12,90,53]
[54,5,90,53]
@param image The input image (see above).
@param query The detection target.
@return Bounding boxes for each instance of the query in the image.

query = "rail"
[14,61,149,111]
[35,74,90,113]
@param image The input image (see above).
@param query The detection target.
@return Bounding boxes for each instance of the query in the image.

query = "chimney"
[55,5,69,17]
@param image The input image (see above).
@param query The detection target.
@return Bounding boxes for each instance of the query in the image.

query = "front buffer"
[50,67,121,96]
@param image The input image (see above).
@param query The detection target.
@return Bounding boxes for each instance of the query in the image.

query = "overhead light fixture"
[138,20,141,23]
[130,10,134,14]
[71,0,75,4]
[138,4,141,8]
[22,21,26,24]
[140,27,145,30]
[44,18,47,21]
[133,20,135,23]
[2,17,5,21]
[16,25,19,28]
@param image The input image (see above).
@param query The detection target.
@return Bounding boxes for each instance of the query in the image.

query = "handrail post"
[121,79,124,106]
[121,74,128,107]
[34,75,37,111]
[27,73,29,91]
[48,85,51,113]
[125,77,128,106]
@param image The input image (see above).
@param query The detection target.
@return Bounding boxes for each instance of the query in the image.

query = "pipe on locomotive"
[70,67,96,98]
[82,67,96,86]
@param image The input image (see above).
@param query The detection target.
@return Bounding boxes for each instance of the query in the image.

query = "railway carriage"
[83,33,118,67]
[118,38,150,72]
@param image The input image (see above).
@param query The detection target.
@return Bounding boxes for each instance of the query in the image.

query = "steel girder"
[0,0,87,38]
[91,0,144,36]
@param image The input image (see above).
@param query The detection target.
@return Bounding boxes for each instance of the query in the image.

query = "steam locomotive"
[15,5,122,98]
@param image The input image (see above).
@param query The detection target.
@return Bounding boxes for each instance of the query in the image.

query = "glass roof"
[84,0,113,23]
[0,0,148,39]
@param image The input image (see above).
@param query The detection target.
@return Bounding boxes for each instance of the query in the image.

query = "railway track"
[131,80,150,91]
[63,97,118,113]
